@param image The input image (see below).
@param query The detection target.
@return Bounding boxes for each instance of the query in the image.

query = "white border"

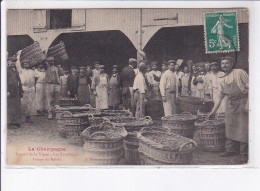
[2,1,260,191]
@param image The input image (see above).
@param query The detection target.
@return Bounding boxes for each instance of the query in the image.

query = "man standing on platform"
[133,62,148,118]
[160,61,177,116]
[120,58,137,111]
[7,56,23,128]
[45,57,64,119]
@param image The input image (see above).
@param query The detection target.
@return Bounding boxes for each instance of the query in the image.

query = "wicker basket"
[100,110,133,117]
[161,112,198,138]
[20,41,44,66]
[88,114,111,126]
[197,110,225,121]
[109,116,153,132]
[81,122,127,165]
[59,122,89,145]
[177,96,214,114]
[57,111,89,126]
[194,119,225,152]
[47,41,68,60]
[54,104,96,119]
[137,131,197,165]
[59,98,79,107]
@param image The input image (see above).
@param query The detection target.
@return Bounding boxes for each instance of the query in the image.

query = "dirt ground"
[6,115,243,166]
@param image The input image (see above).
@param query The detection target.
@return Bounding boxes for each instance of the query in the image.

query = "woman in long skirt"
[109,65,121,110]
[209,57,248,163]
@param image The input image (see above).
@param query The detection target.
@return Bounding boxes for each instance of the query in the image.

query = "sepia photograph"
[5,7,249,166]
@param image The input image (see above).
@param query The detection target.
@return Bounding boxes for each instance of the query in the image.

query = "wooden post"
[137,9,144,67]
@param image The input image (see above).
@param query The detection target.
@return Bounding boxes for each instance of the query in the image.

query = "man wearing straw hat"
[45,56,64,119]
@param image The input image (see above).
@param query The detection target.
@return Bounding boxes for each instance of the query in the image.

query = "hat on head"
[210,62,218,66]
[8,56,17,62]
[168,60,176,64]
[197,62,205,68]
[98,65,105,69]
[94,61,100,65]
[79,66,86,69]
[151,61,158,66]
[71,66,77,70]
[129,58,137,64]
[221,56,234,63]
[47,57,54,61]
[139,62,147,72]
[176,59,184,67]
[113,65,118,69]
[21,59,30,64]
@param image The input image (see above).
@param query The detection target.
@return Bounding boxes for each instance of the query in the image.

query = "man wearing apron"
[91,65,109,110]
[209,57,248,163]
[109,65,121,110]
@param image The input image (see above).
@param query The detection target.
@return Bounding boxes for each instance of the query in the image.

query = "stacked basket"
[109,116,153,165]
[59,98,79,107]
[194,119,226,152]
[100,110,133,118]
[57,111,90,145]
[47,41,68,61]
[20,41,44,67]
[161,112,198,138]
[137,129,197,165]
[177,96,214,114]
[81,122,127,165]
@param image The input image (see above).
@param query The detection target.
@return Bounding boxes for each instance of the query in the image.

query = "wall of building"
[7,8,249,50]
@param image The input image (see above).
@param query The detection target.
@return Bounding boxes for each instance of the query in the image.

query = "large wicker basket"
[88,114,111,126]
[53,104,97,119]
[81,122,127,165]
[20,41,44,66]
[57,111,89,127]
[109,116,153,132]
[197,110,225,121]
[177,96,214,114]
[194,119,225,152]
[59,98,79,107]
[59,122,89,145]
[100,110,133,117]
[137,131,197,165]
[161,112,198,138]
[47,41,68,60]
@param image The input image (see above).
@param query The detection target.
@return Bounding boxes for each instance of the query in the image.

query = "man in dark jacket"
[120,58,137,111]
[67,66,79,98]
[7,56,23,128]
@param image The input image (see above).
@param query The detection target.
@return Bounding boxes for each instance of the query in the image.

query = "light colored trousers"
[163,92,177,116]
[133,91,145,118]
[35,82,48,111]
[46,83,61,112]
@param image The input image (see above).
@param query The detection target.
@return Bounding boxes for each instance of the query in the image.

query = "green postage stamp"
[204,11,239,53]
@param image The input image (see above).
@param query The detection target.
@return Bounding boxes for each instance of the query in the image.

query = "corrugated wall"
[7,8,248,49]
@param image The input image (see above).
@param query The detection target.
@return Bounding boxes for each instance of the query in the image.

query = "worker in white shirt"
[204,62,212,100]
[160,61,177,116]
[193,62,206,98]
[208,62,226,113]
[133,62,148,118]
[148,61,162,100]
[175,59,184,97]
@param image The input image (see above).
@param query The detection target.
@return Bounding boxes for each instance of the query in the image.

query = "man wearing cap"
[209,57,248,163]
[45,56,64,119]
[190,62,198,97]
[120,58,137,111]
[133,62,148,118]
[193,62,206,98]
[208,62,226,113]
[147,61,161,100]
[92,61,100,77]
[175,59,184,97]
[92,65,109,110]
[67,66,79,99]
[16,51,36,123]
[7,56,23,128]
[204,62,212,100]
[160,61,177,116]
[77,66,91,106]
[109,65,121,110]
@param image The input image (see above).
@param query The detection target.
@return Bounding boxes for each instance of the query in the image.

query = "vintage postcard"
[3,7,249,166]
